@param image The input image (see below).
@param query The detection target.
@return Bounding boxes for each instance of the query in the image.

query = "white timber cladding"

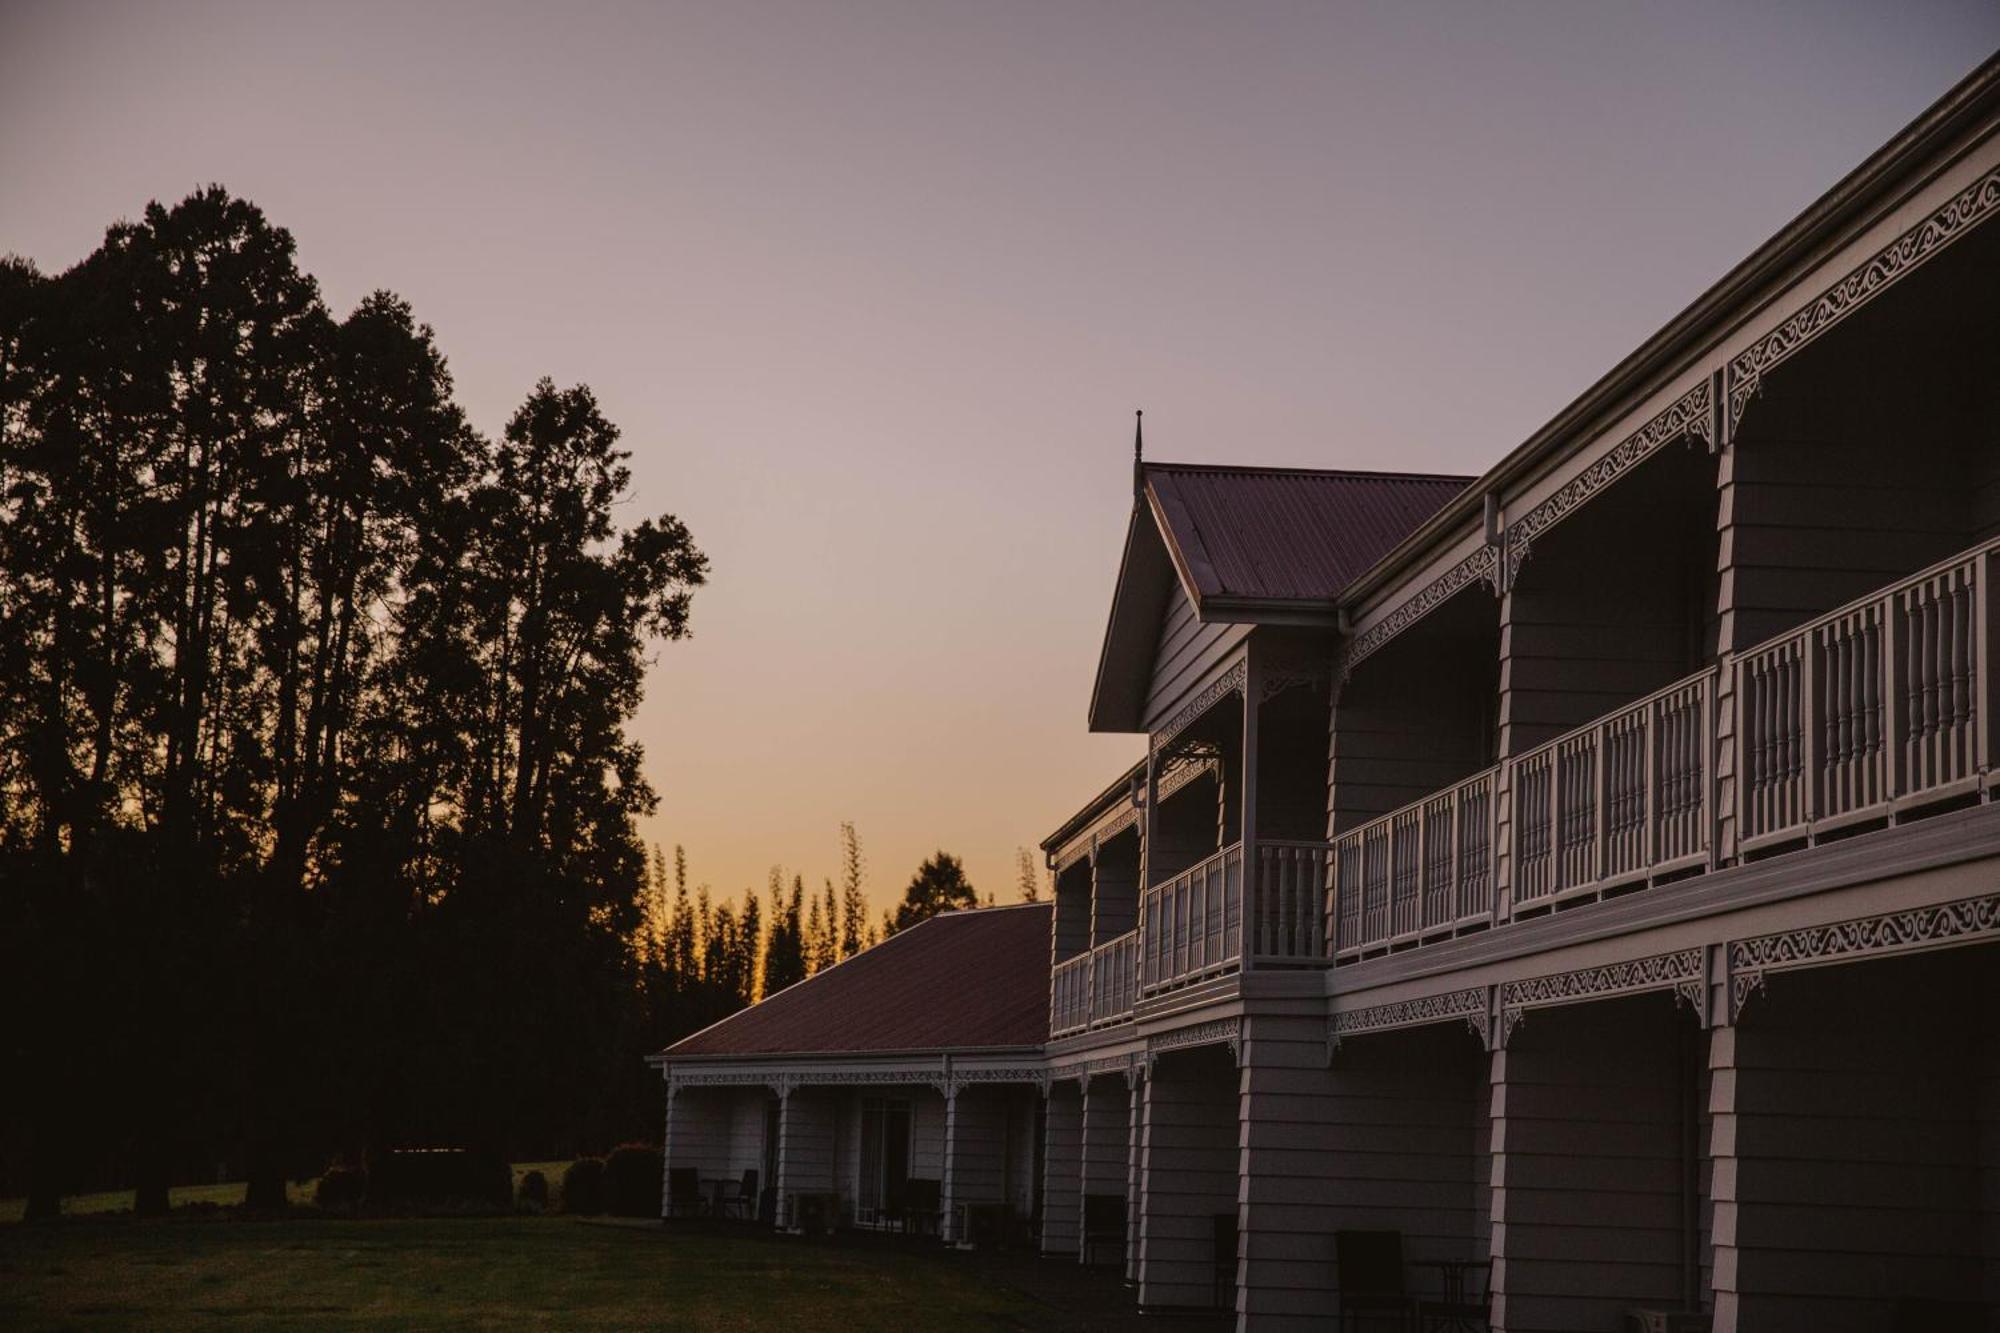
[1137,1045,1238,1310]
[1041,1082,1083,1255]
[1709,952,2000,1331]
[1239,1014,1491,1329]
[1489,995,1696,1333]
[1145,581,1251,734]
[1079,1076,1127,1265]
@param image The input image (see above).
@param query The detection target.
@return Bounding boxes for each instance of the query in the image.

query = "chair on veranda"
[1414,1258,1491,1332]
[1081,1193,1124,1267]
[717,1169,758,1221]
[1336,1229,1410,1332]
[666,1166,707,1219]
[901,1177,942,1237]
[1213,1212,1238,1310]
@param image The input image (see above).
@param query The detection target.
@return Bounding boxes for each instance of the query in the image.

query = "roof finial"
[1132,408,1145,499]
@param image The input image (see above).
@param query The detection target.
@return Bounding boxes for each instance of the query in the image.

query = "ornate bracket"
[1259,666,1329,706]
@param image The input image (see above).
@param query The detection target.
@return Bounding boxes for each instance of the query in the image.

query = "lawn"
[0,1215,1073,1331]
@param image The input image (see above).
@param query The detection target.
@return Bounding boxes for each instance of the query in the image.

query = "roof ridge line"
[1146,460,1477,482]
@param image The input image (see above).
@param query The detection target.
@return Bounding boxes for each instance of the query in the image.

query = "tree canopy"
[887,851,978,934]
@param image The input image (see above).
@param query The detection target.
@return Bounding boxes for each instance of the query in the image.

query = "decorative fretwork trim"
[1151,661,1247,757]
[1727,891,2000,1021]
[949,1067,1052,1096]
[1327,987,1488,1058]
[667,1065,1049,1098]
[1050,1053,1143,1088]
[1339,546,1497,680]
[1259,667,1329,706]
[1728,164,2000,429]
[1498,948,1705,1041]
[1143,1018,1242,1070]
[1499,378,1713,594]
[1158,749,1220,801]
[1097,807,1140,845]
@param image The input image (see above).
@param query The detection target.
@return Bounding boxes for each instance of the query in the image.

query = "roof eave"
[1194,594,1342,627]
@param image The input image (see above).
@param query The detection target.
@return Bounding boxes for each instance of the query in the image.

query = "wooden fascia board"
[1142,475,1215,614]
[1085,509,1150,733]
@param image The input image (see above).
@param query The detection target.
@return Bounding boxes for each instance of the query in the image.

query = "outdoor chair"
[1415,1258,1491,1332]
[1213,1212,1238,1310]
[1081,1193,1124,1267]
[665,1166,707,1219]
[902,1177,942,1237]
[1336,1229,1410,1332]
[717,1168,758,1221]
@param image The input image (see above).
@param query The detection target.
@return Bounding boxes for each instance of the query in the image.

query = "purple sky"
[4,2,1996,913]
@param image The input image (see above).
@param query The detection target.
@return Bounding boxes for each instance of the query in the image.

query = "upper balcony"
[1331,537,1999,959]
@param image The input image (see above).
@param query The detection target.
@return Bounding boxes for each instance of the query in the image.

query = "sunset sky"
[4,2,1996,915]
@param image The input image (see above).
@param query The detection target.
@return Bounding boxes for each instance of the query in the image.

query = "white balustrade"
[1740,545,1991,848]
[1332,767,1497,958]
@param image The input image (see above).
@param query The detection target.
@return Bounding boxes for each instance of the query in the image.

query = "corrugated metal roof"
[1145,464,1472,604]
[660,903,1051,1058]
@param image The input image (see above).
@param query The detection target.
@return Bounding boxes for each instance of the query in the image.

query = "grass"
[0,1215,1055,1331]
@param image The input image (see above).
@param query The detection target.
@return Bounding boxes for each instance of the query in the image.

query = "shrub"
[517,1169,549,1212]
[605,1144,664,1218]
[560,1157,607,1215]
[315,1166,367,1211]
[365,1148,512,1212]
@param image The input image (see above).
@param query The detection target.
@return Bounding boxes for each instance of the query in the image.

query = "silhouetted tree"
[888,851,978,934]
[1016,847,1042,902]
[837,821,870,957]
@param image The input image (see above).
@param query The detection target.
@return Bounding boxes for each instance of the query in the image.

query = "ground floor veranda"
[662,901,2000,1331]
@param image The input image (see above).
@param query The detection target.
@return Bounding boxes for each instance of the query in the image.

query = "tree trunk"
[23,1103,64,1222]
[132,1143,171,1217]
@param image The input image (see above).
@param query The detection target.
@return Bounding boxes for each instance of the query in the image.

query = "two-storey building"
[658,53,2000,1331]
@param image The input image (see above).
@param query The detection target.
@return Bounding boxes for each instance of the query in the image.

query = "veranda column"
[939,1083,961,1244]
[771,1083,795,1231]
[659,1078,677,1219]
[1042,1079,1084,1255]
[1125,1068,1144,1281]
[1708,1021,1742,1332]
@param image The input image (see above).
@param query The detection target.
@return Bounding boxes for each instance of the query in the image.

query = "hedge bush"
[315,1166,366,1211]
[561,1157,606,1215]
[605,1144,663,1217]
[365,1148,511,1211]
[517,1169,549,1212]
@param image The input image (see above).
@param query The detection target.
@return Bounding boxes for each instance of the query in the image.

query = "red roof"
[661,903,1052,1058]
[1146,463,1472,605]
